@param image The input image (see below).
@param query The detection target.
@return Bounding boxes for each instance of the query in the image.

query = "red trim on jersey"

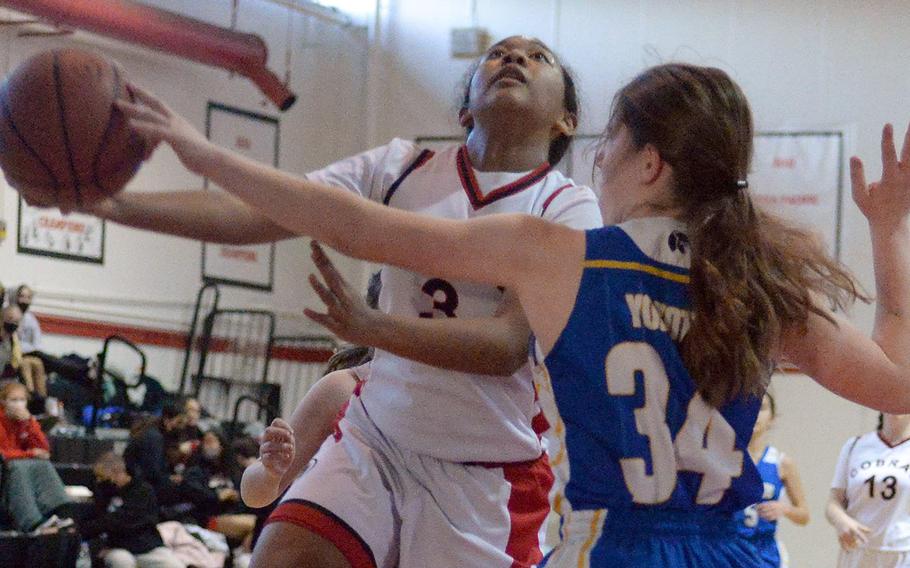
[531,384,550,436]
[877,431,910,448]
[531,410,550,437]
[267,499,377,568]
[331,379,365,442]
[541,183,573,215]
[456,146,551,210]
[502,453,554,568]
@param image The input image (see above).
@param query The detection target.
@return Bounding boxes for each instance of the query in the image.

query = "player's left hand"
[755,500,789,521]
[304,241,381,345]
[852,122,910,232]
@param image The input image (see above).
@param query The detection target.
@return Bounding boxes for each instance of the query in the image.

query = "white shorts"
[838,548,910,568]
[267,396,553,568]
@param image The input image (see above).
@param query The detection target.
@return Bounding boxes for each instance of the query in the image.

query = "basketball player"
[736,393,809,567]
[115,59,910,566]
[94,36,602,568]
[827,412,910,567]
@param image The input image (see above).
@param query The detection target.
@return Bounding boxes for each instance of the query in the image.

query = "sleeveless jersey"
[306,138,603,462]
[832,431,910,551]
[533,217,763,517]
[736,446,785,538]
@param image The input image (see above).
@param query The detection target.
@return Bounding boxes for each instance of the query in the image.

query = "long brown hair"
[605,63,865,407]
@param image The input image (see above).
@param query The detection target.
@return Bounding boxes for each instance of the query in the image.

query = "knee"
[103,548,138,568]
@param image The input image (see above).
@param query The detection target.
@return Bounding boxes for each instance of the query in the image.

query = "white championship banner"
[750,132,843,258]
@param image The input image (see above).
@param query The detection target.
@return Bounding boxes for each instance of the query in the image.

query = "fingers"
[125,82,171,115]
[850,156,868,207]
[303,308,339,332]
[309,273,339,310]
[115,99,167,126]
[271,418,293,431]
[311,241,350,298]
[901,121,910,165]
[882,123,898,172]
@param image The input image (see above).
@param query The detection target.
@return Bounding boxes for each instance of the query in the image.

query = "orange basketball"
[0,48,146,211]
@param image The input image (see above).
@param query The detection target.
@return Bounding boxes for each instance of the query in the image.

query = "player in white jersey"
[114,60,910,567]
[827,413,910,568]
[88,36,601,567]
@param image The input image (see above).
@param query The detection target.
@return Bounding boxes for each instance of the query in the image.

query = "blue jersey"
[535,218,763,520]
[736,446,785,538]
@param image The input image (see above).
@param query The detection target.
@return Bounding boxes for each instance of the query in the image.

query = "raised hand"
[115,83,214,176]
[259,418,295,480]
[851,123,910,231]
[304,241,381,345]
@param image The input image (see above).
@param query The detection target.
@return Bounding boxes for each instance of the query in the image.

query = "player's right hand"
[837,517,871,551]
[115,83,213,177]
[260,418,295,479]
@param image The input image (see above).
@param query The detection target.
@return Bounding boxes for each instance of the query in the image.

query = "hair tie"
[735,179,749,190]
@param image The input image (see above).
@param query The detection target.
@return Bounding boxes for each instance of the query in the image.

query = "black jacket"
[79,478,164,554]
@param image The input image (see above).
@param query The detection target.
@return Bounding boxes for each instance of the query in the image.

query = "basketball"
[0,48,146,211]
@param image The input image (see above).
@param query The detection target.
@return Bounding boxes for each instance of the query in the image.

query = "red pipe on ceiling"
[0,0,297,110]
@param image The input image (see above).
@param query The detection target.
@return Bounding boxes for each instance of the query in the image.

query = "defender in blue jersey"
[117,63,910,568]
[734,394,810,567]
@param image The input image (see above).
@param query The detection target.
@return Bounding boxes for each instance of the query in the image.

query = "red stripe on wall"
[36,313,333,363]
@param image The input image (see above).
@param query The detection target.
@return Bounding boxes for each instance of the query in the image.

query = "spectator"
[172,397,204,465]
[14,285,85,388]
[0,381,71,532]
[0,305,46,396]
[80,451,185,568]
[123,402,184,506]
[181,430,255,542]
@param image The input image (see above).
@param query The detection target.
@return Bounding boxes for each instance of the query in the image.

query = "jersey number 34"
[606,341,745,505]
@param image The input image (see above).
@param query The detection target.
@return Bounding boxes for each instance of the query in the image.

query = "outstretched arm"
[305,242,529,376]
[91,189,294,245]
[853,123,910,367]
[783,124,910,413]
[117,85,584,352]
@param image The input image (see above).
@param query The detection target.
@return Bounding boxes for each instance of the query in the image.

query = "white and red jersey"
[305,138,602,462]
[832,431,910,551]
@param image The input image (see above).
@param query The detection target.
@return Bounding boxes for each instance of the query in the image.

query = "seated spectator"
[123,403,185,506]
[80,451,186,568]
[14,285,84,388]
[180,430,255,542]
[0,381,71,532]
[171,397,204,467]
[1,305,46,397]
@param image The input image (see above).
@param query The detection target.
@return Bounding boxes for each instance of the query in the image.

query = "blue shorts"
[750,533,781,568]
[540,509,761,568]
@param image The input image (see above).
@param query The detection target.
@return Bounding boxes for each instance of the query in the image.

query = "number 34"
[606,342,744,505]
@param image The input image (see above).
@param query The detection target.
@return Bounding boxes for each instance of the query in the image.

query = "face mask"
[17,303,29,313]
[3,323,18,334]
[5,400,26,413]
[202,447,221,460]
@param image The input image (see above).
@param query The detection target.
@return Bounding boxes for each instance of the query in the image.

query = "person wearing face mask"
[14,284,84,394]
[180,429,254,538]
[123,402,186,507]
[0,381,72,532]
[0,305,46,398]
[81,451,186,568]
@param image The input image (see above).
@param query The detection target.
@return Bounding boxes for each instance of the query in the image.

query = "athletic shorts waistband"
[563,508,739,538]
